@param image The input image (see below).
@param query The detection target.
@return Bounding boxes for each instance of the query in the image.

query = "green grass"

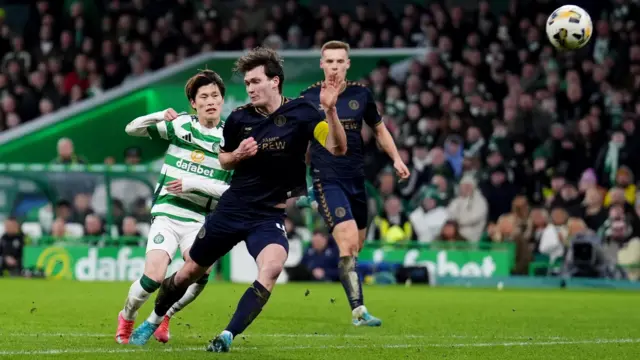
[0,279,639,359]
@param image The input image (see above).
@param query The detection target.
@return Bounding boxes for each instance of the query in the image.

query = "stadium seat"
[65,223,85,238]
[136,222,151,238]
[21,222,43,239]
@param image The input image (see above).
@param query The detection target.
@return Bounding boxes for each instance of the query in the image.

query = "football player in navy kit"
[301,41,410,326]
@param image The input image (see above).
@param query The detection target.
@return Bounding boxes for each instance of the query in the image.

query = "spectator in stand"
[523,208,550,256]
[52,138,86,164]
[121,217,140,237]
[539,208,570,264]
[437,220,467,242]
[581,188,608,231]
[481,166,517,223]
[603,166,636,207]
[50,218,67,239]
[410,192,448,244]
[54,199,73,223]
[301,231,339,282]
[367,195,414,244]
[447,175,488,242]
[71,193,94,223]
[0,217,25,276]
[84,214,105,246]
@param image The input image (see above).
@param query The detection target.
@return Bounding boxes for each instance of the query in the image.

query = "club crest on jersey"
[153,233,165,244]
[198,226,206,239]
[349,100,360,110]
[335,207,346,218]
[212,142,220,153]
[190,150,205,163]
[274,115,287,127]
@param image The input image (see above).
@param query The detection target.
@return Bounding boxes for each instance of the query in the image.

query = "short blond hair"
[321,40,350,54]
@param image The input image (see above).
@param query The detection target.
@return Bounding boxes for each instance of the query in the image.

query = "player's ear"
[346,58,351,70]
[189,99,197,110]
[271,76,280,90]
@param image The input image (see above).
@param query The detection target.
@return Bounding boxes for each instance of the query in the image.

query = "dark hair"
[312,230,329,238]
[184,69,226,103]
[233,47,284,93]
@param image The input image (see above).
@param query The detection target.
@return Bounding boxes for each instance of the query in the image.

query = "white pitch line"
[0,332,561,341]
[1,338,639,356]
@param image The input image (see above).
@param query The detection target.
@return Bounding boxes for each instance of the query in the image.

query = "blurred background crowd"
[2,0,640,281]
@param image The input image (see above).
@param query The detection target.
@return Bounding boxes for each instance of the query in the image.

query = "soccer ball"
[546,5,593,50]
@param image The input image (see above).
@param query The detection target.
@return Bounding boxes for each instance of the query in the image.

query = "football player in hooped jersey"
[301,41,410,327]
[128,47,347,352]
[119,70,231,344]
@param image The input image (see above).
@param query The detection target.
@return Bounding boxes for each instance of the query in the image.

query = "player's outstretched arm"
[373,122,410,179]
[319,75,347,155]
[124,108,181,138]
[166,178,229,197]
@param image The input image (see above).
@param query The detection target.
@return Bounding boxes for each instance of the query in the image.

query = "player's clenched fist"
[235,137,258,160]
[164,108,179,121]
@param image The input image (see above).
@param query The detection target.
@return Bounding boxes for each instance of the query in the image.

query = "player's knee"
[333,221,359,256]
[144,250,171,283]
[259,260,284,282]
[176,257,207,284]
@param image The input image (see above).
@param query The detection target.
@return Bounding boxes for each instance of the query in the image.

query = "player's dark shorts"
[312,176,368,231]
[189,191,289,268]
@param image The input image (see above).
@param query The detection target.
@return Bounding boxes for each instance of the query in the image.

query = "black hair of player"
[233,47,285,94]
[185,70,226,104]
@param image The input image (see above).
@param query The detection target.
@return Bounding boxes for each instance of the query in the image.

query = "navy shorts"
[312,176,368,231]
[189,191,289,268]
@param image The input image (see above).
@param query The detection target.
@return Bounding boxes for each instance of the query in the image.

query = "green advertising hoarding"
[23,242,512,282]
[0,50,421,164]
[23,245,223,281]
[359,244,514,278]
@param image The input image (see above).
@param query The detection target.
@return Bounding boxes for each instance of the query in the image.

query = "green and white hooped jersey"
[148,114,231,223]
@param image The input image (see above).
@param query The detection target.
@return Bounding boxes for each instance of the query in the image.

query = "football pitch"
[1,279,639,359]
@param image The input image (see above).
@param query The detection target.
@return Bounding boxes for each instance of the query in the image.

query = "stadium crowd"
[2,0,640,280]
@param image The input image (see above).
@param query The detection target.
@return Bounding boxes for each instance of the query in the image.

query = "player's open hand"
[164,108,179,121]
[319,73,342,110]
[394,159,410,181]
[235,137,258,160]
[166,179,183,193]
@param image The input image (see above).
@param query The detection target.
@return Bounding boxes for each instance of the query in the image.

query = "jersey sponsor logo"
[175,158,222,179]
[191,150,205,163]
[274,115,287,127]
[153,233,165,244]
[348,100,360,110]
[259,136,287,151]
[335,207,346,218]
